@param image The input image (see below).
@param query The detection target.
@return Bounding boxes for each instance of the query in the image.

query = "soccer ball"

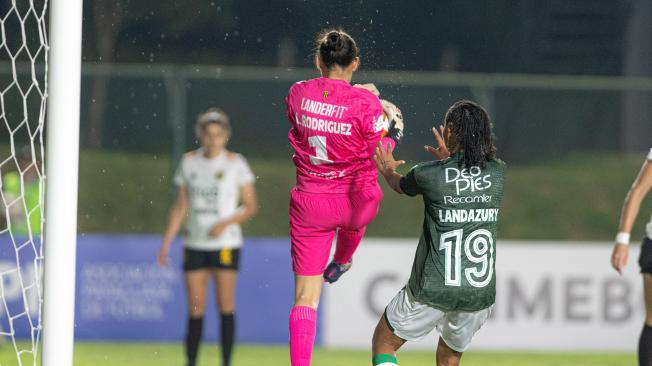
[380,99,404,143]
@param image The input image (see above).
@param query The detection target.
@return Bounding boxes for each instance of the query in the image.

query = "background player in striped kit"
[157,108,258,366]
[285,29,403,366]
[611,148,652,366]
[371,100,505,366]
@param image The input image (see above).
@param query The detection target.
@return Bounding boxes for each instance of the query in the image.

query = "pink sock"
[289,306,317,366]
[333,229,364,265]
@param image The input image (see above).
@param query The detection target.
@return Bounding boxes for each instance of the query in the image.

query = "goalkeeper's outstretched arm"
[374,142,405,194]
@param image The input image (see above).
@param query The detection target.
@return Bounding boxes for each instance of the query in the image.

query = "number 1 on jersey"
[440,229,463,286]
[308,135,333,165]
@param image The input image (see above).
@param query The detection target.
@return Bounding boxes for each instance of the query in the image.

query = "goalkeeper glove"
[380,99,404,145]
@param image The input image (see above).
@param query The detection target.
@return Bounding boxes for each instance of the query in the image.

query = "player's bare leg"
[214,269,237,313]
[294,275,323,308]
[290,275,322,366]
[640,273,652,365]
[185,269,210,366]
[185,269,209,317]
[436,338,463,366]
[214,269,237,366]
[371,314,405,365]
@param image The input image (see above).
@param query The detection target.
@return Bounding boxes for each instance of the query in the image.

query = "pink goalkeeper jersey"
[286,77,385,194]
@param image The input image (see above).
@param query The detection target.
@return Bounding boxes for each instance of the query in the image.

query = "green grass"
[0,343,636,366]
[77,150,172,233]
[77,149,652,241]
[497,153,652,240]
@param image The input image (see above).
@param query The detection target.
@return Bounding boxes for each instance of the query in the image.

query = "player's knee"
[294,287,320,308]
[218,298,235,314]
[294,293,320,308]
[188,305,205,317]
[188,297,207,317]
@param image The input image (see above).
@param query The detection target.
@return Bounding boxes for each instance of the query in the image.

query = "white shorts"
[384,287,492,352]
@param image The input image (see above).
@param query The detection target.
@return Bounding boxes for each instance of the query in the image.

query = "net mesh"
[0,0,48,364]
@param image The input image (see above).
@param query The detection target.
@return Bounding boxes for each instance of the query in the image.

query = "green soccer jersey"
[400,152,506,312]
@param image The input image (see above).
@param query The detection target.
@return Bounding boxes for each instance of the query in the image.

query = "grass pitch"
[0,343,636,366]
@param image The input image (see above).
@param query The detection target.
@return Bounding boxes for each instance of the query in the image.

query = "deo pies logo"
[445,166,492,195]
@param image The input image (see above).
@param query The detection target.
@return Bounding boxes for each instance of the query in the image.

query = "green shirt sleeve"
[399,166,422,197]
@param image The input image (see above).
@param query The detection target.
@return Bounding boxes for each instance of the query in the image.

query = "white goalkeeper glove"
[380,99,404,144]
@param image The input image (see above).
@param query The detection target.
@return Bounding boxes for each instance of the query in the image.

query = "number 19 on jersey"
[439,228,494,288]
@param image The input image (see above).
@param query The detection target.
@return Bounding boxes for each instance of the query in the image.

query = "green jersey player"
[371,100,505,366]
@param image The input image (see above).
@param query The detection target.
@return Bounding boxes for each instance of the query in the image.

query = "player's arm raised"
[424,125,451,161]
[611,159,652,274]
[374,142,405,194]
[158,186,189,266]
[363,99,405,162]
[376,123,452,195]
[353,83,380,96]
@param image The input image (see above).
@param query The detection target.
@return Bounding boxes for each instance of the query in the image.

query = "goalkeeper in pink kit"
[285,28,404,366]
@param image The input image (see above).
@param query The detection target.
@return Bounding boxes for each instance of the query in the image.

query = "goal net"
[0,0,49,364]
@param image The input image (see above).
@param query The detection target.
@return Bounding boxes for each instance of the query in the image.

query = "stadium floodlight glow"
[41,0,83,365]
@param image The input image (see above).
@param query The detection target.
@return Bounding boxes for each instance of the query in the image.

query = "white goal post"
[41,0,83,365]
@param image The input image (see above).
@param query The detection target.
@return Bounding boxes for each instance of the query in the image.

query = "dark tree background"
[82,0,632,74]
[0,0,632,152]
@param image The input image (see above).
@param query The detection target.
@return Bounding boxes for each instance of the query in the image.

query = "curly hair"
[444,100,497,168]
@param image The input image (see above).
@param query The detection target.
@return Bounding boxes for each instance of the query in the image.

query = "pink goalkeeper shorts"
[289,185,383,276]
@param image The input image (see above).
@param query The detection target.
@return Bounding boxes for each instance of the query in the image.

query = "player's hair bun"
[326,31,341,48]
[316,28,359,69]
